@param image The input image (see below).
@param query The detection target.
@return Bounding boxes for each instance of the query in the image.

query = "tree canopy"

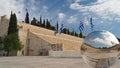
[4,12,22,56]
[8,12,18,35]
[25,12,30,24]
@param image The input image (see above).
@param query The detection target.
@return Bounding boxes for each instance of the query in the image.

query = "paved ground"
[0,56,119,68]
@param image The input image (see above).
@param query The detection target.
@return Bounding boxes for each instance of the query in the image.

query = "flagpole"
[56,35,58,51]
[79,21,84,38]
[54,22,64,51]
[59,23,64,51]
[83,17,89,36]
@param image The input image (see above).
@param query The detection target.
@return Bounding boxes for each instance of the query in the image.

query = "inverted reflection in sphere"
[81,30,120,68]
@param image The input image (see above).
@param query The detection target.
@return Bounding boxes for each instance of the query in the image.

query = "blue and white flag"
[59,24,64,34]
[90,17,94,31]
[79,21,84,32]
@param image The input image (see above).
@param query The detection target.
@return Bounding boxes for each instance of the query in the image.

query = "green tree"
[70,30,75,36]
[8,12,18,35]
[31,17,38,26]
[25,12,30,24]
[63,28,69,34]
[39,16,42,26]
[46,19,51,29]
[75,32,78,37]
[0,37,4,51]
[50,26,55,30]
[63,28,66,34]
[79,32,83,38]
[42,19,46,28]
[37,21,40,26]
[5,12,22,56]
[66,28,70,34]
[3,33,22,56]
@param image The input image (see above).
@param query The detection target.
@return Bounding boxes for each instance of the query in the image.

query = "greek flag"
[59,24,64,34]
[79,21,84,31]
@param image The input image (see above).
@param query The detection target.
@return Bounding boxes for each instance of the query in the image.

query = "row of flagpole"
[54,23,64,36]
[54,16,94,37]
[79,16,94,37]
[52,16,94,51]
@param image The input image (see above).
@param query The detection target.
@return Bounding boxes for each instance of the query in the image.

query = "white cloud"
[42,6,48,12]
[58,13,66,20]
[0,0,25,20]
[70,0,120,21]
[28,0,36,11]
[90,0,120,16]
[75,0,81,3]
[67,0,82,3]
[70,3,88,12]
[43,6,48,10]
[70,3,81,10]
[67,15,77,23]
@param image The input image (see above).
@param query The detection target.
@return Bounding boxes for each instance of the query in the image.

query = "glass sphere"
[81,30,120,68]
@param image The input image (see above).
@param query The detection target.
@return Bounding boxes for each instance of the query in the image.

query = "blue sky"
[0,0,120,38]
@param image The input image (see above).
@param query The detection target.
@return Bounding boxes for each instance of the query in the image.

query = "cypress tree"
[8,12,18,35]
[31,17,37,26]
[39,16,42,26]
[67,28,70,35]
[46,19,51,29]
[37,21,40,26]
[50,25,55,30]
[42,19,46,28]
[25,12,30,24]
[5,12,22,56]
[0,37,4,51]
[75,32,78,37]
[62,28,70,35]
[63,28,69,34]
[79,32,83,38]
[56,21,59,30]
[71,30,74,36]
